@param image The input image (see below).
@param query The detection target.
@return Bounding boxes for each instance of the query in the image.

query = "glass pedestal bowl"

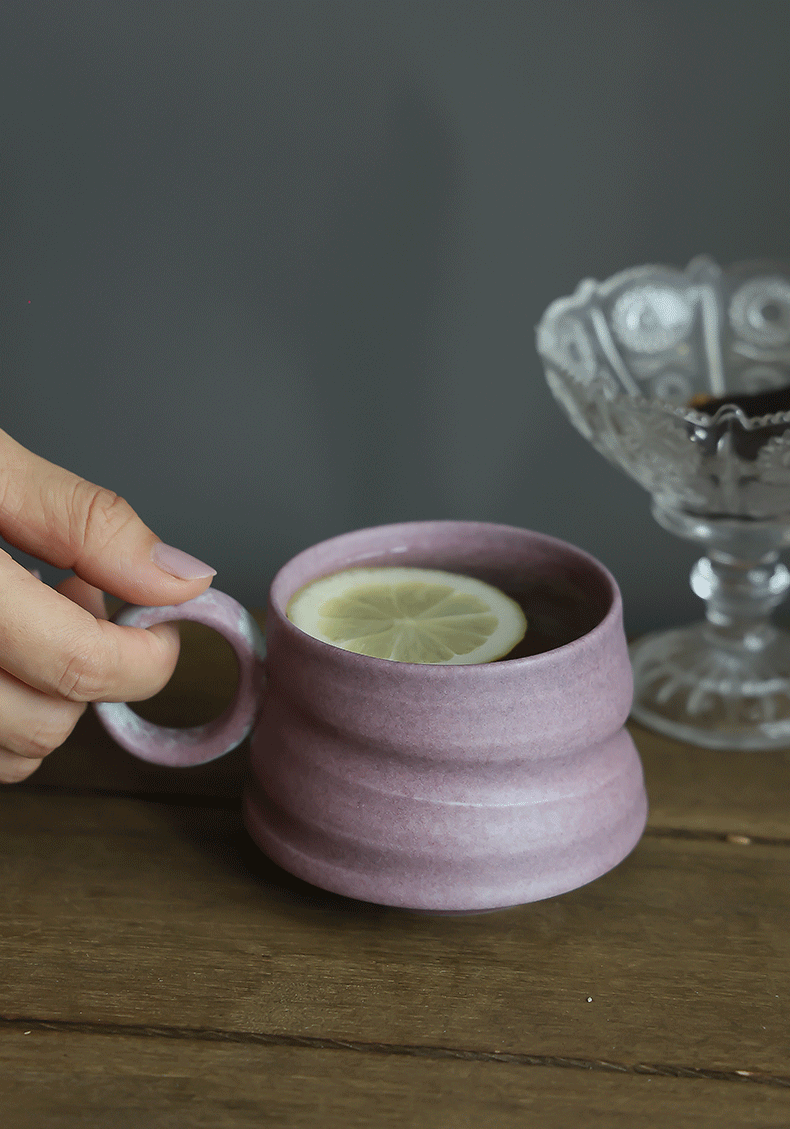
[536,256,790,750]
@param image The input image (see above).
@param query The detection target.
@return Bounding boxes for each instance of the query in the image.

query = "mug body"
[244,520,647,912]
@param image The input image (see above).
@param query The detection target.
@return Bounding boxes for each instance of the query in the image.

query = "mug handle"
[93,589,266,767]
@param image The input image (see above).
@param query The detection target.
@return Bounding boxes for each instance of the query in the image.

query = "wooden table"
[2,615,790,1127]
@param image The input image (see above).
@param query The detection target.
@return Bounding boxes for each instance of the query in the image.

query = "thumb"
[0,430,216,607]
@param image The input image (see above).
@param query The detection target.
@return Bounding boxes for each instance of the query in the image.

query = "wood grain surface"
[3,1027,789,1129]
[2,615,790,1126]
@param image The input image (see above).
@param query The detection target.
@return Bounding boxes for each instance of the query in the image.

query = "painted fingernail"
[151,542,217,580]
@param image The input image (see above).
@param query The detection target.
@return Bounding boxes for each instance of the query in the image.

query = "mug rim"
[268,520,623,672]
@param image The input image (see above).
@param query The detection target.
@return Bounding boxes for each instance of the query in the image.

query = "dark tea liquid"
[489,575,603,660]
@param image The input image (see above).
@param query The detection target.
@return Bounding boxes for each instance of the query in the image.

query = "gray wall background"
[2,0,790,634]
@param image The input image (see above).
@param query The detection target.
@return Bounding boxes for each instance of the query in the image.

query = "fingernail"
[151,542,217,580]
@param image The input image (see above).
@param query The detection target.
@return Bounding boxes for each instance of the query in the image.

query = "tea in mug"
[286,566,526,664]
[286,565,597,664]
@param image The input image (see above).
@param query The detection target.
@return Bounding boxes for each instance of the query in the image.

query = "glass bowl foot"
[629,624,790,750]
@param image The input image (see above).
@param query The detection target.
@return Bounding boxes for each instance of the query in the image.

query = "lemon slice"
[286,566,527,664]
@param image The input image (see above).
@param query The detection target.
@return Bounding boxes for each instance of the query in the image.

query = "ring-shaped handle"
[93,590,265,767]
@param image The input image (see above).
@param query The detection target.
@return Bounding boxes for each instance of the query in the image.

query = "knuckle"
[70,481,135,558]
[56,631,113,702]
[24,704,85,759]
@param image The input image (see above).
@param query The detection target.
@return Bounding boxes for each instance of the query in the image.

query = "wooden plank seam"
[1,1016,788,1090]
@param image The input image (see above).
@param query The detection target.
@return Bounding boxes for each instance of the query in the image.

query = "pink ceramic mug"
[94,521,647,913]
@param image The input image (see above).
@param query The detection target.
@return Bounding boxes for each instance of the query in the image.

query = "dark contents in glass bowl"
[687,384,790,460]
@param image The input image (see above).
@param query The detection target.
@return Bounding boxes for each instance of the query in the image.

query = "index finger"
[0,428,215,607]
[0,551,180,702]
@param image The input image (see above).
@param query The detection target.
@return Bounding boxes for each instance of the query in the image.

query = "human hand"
[0,429,217,783]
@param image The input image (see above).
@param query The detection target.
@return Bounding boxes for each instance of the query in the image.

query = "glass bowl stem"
[630,509,790,749]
